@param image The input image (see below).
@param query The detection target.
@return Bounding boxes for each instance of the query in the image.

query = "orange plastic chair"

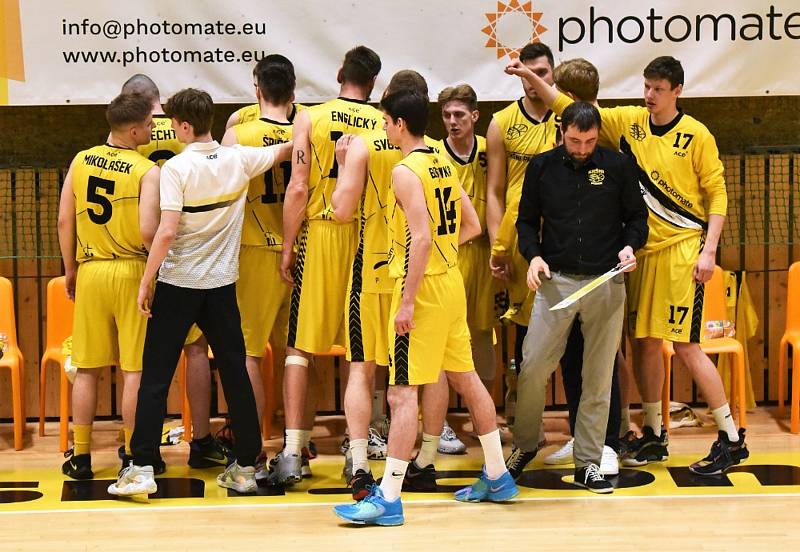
[778,262,800,433]
[0,276,26,450]
[661,266,747,432]
[38,277,75,452]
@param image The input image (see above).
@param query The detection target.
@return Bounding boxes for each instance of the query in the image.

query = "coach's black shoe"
[689,428,749,476]
[573,463,614,494]
[188,435,233,468]
[62,449,93,480]
[402,461,437,492]
[620,426,669,467]
[118,446,166,476]
[505,447,537,481]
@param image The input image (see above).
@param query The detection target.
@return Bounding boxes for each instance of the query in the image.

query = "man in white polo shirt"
[108,88,292,497]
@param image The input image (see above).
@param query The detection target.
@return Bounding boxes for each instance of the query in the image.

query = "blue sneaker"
[333,485,404,526]
[454,468,519,503]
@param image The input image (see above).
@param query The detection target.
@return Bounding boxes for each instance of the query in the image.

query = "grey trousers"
[513,271,625,467]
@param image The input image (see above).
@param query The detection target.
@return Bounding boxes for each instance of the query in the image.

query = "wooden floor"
[2,407,800,551]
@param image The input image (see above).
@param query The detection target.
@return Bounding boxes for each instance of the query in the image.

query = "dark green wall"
[1,95,798,167]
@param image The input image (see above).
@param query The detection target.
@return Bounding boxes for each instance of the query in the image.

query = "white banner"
[2,0,799,105]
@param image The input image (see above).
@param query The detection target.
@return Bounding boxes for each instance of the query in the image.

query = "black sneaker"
[349,469,376,501]
[617,430,638,456]
[505,447,537,481]
[620,426,669,467]
[118,446,166,476]
[689,428,749,476]
[574,463,614,494]
[62,449,93,480]
[215,421,235,450]
[188,435,233,468]
[402,461,437,492]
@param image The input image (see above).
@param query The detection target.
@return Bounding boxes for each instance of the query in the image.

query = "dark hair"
[164,88,214,135]
[643,56,684,89]
[106,92,153,130]
[519,42,554,68]
[120,74,160,104]
[560,101,601,133]
[255,54,296,104]
[380,90,428,137]
[438,84,478,111]
[341,45,381,86]
[385,69,428,97]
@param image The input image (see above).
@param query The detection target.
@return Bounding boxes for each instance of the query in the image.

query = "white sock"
[379,457,408,501]
[620,407,631,438]
[642,402,662,434]
[414,433,438,469]
[478,429,506,480]
[371,390,386,424]
[711,404,739,441]
[284,429,302,456]
[350,438,369,473]
[298,429,312,449]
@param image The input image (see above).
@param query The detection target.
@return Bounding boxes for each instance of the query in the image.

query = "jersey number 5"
[434,187,457,236]
[87,175,115,224]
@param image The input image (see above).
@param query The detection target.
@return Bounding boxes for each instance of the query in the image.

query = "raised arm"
[138,165,161,250]
[221,126,238,146]
[505,59,573,116]
[280,109,311,285]
[331,134,368,222]
[57,159,78,300]
[391,165,432,336]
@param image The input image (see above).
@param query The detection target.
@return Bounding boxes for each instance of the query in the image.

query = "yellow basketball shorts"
[345,290,392,365]
[237,246,290,357]
[71,258,146,372]
[458,237,496,332]
[626,235,705,343]
[388,269,474,386]
[287,220,357,354]
[184,324,203,346]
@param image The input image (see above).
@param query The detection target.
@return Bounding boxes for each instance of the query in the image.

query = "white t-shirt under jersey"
[158,140,277,289]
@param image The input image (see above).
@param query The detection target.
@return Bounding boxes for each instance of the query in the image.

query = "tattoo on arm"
[296,150,306,164]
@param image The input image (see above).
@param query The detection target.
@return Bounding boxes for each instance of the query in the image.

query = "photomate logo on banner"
[0,0,26,105]
[482,0,548,59]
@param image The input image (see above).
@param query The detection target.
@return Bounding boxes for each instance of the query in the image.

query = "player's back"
[235,116,294,250]
[237,102,306,125]
[306,98,383,221]
[388,148,462,279]
[72,144,155,262]
[438,135,488,234]
[137,114,184,166]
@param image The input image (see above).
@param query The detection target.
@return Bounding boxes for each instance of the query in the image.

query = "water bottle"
[504,358,518,427]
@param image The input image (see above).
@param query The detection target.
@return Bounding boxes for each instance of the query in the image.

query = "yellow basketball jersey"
[237,103,306,125]
[437,135,488,235]
[71,144,155,262]
[492,100,560,254]
[234,116,294,250]
[388,148,462,279]
[598,106,726,253]
[137,114,183,166]
[306,98,384,221]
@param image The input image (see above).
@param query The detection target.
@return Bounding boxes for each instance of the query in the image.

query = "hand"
[394,301,415,336]
[137,278,154,318]
[693,250,715,283]
[280,248,296,286]
[617,246,637,272]
[504,58,533,79]
[490,254,513,281]
[526,256,551,291]
[64,267,77,301]
[335,134,354,167]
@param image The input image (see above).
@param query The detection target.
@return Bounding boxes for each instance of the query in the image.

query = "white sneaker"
[217,461,257,493]
[543,438,574,465]
[600,445,620,476]
[438,422,467,455]
[108,464,157,496]
[367,427,388,460]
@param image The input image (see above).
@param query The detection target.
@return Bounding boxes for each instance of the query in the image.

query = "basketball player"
[272,46,383,486]
[486,42,561,371]
[505,56,749,474]
[334,90,518,526]
[225,58,305,129]
[108,88,291,496]
[57,92,160,479]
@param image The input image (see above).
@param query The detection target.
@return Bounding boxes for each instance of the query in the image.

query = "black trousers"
[560,318,622,451]
[131,282,261,467]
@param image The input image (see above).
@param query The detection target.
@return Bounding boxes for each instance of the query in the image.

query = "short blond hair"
[437,84,478,111]
[553,58,599,102]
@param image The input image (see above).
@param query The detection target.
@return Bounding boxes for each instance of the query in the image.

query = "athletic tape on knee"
[285,355,309,367]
